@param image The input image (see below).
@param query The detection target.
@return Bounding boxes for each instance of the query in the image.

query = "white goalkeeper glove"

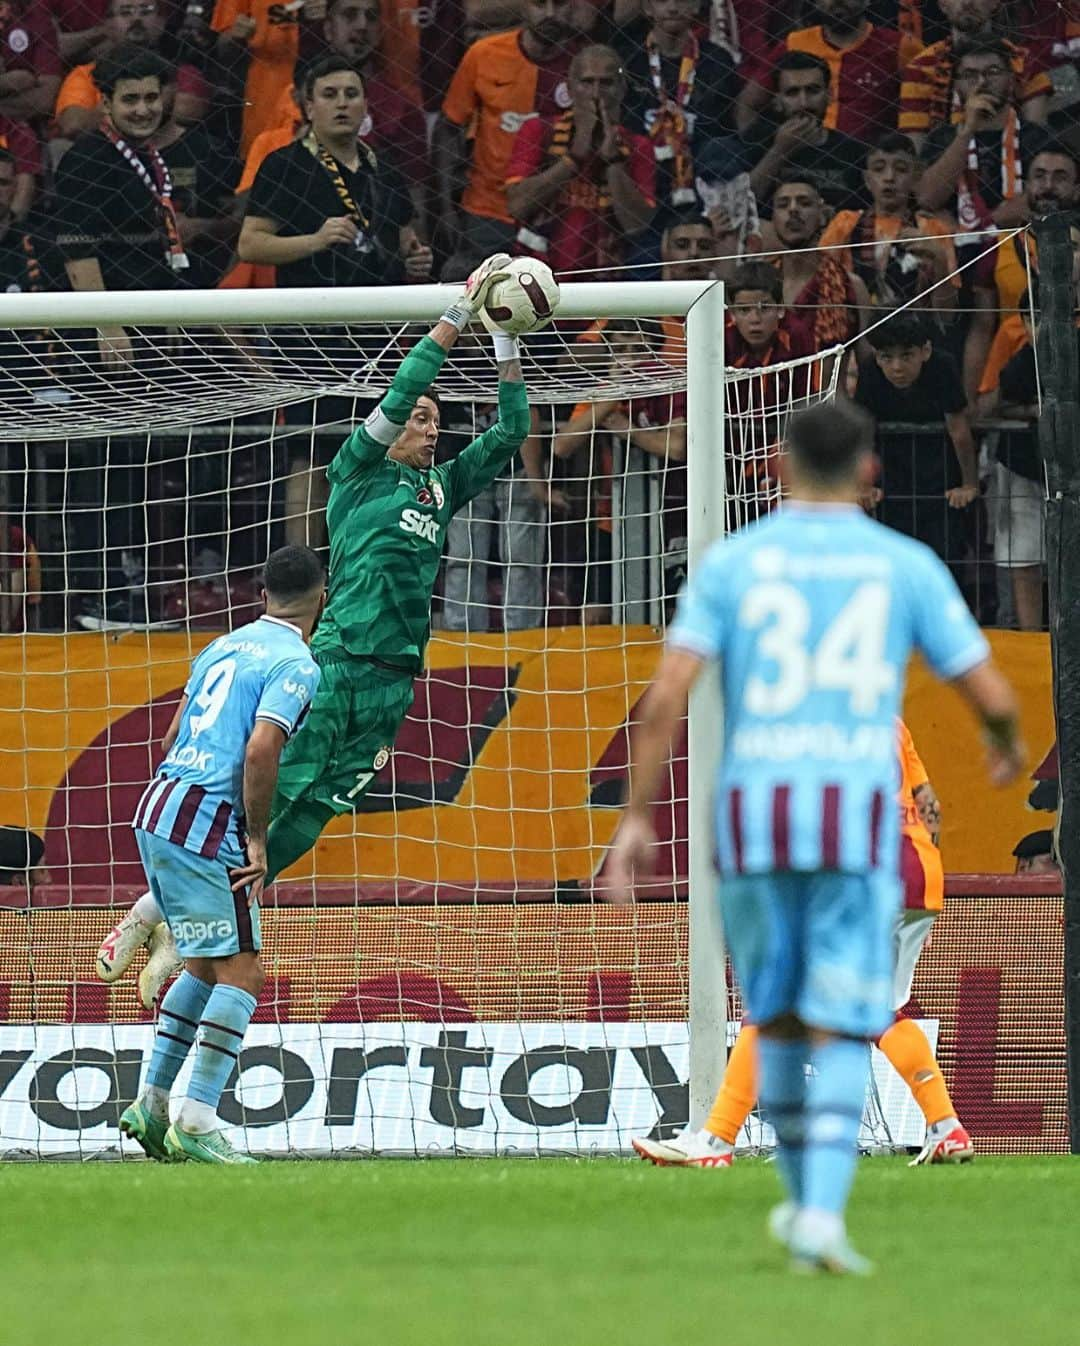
[441,252,513,331]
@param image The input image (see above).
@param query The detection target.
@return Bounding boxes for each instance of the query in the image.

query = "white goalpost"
[0,280,854,1159]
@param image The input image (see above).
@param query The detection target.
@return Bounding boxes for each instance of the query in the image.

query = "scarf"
[645,30,699,206]
[102,121,188,272]
[774,254,855,349]
[301,129,378,253]
[956,106,1021,232]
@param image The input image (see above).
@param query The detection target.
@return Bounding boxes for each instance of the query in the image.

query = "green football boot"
[164,1124,258,1165]
[118,1100,172,1162]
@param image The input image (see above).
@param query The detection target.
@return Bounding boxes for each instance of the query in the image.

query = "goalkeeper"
[266,256,531,874]
[98,254,532,996]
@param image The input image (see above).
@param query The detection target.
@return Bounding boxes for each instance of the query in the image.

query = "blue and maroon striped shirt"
[669,505,989,878]
[133,615,320,864]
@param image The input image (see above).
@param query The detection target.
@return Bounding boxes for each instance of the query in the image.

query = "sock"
[878,1017,957,1129]
[184,984,257,1125]
[705,1022,759,1145]
[801,1038,869,1218]
[144,971,212,1101]
[132,890,164,925]
[757,1036,809,1205]
[265,801,334,884]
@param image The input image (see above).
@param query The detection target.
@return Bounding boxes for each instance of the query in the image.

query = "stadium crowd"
[0,0,1074,632]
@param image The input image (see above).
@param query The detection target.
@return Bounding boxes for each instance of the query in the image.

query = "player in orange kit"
[634,718,974,1168]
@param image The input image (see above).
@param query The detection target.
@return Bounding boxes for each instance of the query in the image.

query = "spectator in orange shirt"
[899,0,1049,149]
[434,0,578,276]
[210,0,303,156]
[818,132,958,312]
[736,0,921,144]
[54,0,211,139]
[505,44,655,279]
[0,0,62,122]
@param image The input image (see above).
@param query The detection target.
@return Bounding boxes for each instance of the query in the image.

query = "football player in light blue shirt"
[120,544,326,1165]
[607,401,1024,1274]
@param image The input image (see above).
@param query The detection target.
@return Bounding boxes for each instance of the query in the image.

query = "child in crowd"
[854,311,978,566]
[724,262,819,523]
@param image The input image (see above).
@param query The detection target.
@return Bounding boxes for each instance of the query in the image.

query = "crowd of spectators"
[0,0,1075,632]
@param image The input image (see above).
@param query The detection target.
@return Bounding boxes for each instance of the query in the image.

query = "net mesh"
[0,310,847,1157]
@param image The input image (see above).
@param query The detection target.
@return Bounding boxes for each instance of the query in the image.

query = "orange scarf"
[645,30,698,206]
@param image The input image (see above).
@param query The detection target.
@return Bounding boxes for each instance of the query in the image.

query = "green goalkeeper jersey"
[313,335,531,669]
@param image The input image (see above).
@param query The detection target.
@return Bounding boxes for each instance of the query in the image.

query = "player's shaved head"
[263,545,326,604]
[786,400,874,487]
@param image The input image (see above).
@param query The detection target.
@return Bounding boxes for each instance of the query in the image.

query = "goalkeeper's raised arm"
[331,254,529,484]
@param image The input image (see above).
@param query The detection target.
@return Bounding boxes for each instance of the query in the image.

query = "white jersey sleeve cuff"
[255,711,294,734]
[666,628,716,660]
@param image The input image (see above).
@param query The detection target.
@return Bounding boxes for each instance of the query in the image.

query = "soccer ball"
[481,258,561,336]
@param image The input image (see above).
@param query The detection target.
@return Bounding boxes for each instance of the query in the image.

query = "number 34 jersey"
[668,504,989,878]
[132,615,320,864]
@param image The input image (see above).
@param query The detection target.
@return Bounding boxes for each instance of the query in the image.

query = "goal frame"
[6,277,727,1143]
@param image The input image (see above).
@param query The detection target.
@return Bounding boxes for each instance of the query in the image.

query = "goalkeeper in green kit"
[97,254,532,1001]
[264,253,532,879]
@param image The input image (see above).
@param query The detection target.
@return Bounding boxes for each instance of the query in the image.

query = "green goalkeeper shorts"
[272,657,415,818]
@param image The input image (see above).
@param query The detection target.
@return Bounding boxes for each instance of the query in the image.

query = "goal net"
[0,282,887,1160]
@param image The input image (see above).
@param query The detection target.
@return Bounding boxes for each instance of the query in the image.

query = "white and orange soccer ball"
[480,257,561,336]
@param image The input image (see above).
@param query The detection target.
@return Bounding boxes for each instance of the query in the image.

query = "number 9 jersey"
[133,615,321,866]
[668,503,989,878]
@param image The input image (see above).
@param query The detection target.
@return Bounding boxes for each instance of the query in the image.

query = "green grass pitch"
[3,1155,1078,1346]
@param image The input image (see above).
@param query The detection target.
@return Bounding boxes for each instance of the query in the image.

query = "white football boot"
[138,922,184,1009]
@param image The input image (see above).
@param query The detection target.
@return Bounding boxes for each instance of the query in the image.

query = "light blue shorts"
[719,870,899,1039]
[135,830,262,960]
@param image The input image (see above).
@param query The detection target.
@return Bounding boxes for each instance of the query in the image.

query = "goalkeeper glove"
[441,252,512,331]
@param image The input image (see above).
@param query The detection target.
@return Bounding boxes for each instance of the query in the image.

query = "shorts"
[992,462,1045,568]
[892,907,936,1010]
[719,870,899,1039]
[272,657,415,818]
[135,829,260,960]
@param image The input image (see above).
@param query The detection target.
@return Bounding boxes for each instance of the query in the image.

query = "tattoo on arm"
[913,783,941,847]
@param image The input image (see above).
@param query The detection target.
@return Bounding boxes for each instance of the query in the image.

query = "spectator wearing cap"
[54,47,191,365]
[899,0,1049,150]
[434,0,579,276]
[54,0,211,140]
[697,51,867,214]
[918,39,1050,234]
[506,44,655,280]
[0,826,48,889]
[615,0,737,221]
[0,0,62,123]
[1012,829,1058,875]
[736,0,921,145]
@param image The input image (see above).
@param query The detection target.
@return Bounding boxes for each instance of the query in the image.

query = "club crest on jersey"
[373,747,390,770]
[431,480,445,509]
